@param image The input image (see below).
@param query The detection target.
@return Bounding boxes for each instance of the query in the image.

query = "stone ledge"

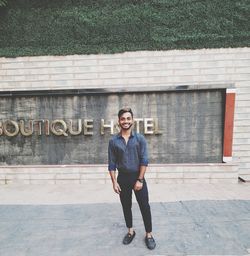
[0,163,238,185]
[239,174,250,182]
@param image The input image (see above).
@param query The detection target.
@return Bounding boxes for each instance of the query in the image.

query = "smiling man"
[108,107,156,250]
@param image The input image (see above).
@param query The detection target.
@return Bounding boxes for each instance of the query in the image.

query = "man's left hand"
[134,181,143,191]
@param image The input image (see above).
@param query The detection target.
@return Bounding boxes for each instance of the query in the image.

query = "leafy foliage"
[0,0,7,7]
[0,0,249,57]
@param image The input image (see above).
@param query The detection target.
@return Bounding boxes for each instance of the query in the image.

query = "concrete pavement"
[0,182,250,255]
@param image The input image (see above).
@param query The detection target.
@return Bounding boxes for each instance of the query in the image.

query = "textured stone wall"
[0,90,223,165]
[0,48,249,179]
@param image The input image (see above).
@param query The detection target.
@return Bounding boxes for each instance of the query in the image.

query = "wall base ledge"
[0,163,238,184]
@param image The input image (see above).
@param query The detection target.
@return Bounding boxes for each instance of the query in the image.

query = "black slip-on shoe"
[145,236,156,250]
[122,231,136,245]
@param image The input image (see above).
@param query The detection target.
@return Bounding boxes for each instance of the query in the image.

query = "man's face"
[118,112,133,131]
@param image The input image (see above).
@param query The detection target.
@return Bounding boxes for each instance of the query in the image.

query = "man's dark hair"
[118,107,133,119]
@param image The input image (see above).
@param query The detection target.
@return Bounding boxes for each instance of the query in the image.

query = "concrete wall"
[0,90,224,165]
[0,48,249,180]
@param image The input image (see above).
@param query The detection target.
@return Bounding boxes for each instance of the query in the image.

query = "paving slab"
[0,183,250,256]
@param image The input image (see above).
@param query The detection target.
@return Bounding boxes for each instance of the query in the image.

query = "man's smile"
[120,122,133,130]
[122,123,131,126]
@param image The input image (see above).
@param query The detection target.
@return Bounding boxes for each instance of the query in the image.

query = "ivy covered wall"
[0,0,249,57]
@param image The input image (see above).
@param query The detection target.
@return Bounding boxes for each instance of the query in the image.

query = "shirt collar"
[118,130,135,138]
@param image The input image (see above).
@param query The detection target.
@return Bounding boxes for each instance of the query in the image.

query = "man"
[108,107,156,250]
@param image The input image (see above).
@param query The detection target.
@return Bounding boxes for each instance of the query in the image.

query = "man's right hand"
[113,181,121,194]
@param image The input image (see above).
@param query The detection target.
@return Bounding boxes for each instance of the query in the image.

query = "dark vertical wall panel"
[0,90,224,165]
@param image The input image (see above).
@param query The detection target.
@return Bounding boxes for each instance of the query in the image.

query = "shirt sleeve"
[108,139,117,171]
[139,135,149,166]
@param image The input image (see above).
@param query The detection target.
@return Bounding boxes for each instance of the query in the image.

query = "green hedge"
[0,0,249,57]
[0,0,7,7]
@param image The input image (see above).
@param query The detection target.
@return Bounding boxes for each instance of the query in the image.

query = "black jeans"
[117,172,152,233]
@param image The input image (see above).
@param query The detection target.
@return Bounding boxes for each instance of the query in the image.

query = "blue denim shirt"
[108,131,149,173]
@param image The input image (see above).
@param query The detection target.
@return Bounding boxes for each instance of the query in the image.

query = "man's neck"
[121,128,132,137]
